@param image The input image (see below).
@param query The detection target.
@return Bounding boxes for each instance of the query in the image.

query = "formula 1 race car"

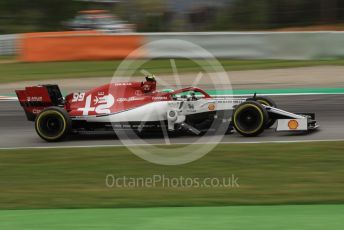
[15,76,318,142]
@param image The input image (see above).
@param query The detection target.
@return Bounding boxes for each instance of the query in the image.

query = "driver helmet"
[142,74,156,93]
[145,74,156,82]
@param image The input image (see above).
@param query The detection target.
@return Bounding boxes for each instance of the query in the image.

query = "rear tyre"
[35,107,71,142]
[232,101,268,137]
[247,96,277,128]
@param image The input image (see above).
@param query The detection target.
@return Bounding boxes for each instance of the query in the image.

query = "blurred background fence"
[2,31,344,61]
[1,0,344,61]
[0,34,18,56]
[143,32,343,60]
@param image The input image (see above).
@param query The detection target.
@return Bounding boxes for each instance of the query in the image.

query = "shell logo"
[208,103,215,111]
[288,119,299,130]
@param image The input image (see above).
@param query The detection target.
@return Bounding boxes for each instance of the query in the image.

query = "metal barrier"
[2,32,344,60]
[143,32,344,60]
[0,34,18,56]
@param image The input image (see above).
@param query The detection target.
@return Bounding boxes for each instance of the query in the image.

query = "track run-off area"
[1,205,344,230]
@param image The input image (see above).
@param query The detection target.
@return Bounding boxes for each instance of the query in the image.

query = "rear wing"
[15,85,64,121]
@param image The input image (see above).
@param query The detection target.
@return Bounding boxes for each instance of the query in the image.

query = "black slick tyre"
[35,107,71,142]
[247,96,277,128]
[232,101,268,137]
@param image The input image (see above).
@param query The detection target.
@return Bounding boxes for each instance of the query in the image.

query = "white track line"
[0,96,17,101]
[1,139,344,150]
[0,99,17,101]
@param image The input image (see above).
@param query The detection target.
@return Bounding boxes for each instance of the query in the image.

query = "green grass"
[1,59,344,83]
[0,141,344,210]
[1,205,344,230]
[0,55,16,61]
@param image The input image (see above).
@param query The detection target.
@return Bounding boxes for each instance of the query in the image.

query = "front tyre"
[247,96,277,128]
[35,107,71,142]
[232,101,268,137]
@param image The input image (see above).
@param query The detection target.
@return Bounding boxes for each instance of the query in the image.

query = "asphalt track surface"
[0,94,343,148]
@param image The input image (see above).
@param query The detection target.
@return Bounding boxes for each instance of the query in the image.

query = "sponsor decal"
[135,90,143,96]
[143,84,151,91]
[78,94,115,115]
[167,101,181,109]
[208,103,216,111]
[114,82,132,86]
[288,120,299,130]
[27,96,42,102]
[32,109,42,114]
[216,99,244,104]
[117,97,145,102]
[112,124,159,129]
[186,103,196,112]
[152,96,168,101]
[94,95,109,105]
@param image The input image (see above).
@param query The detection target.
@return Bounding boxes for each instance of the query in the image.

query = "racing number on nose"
[72,92,85,102]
